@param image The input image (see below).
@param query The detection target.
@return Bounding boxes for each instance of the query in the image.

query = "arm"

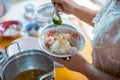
[52,0,97,26]
[80,62,119,80]
[51,53,119,80]
[71,5,97,26]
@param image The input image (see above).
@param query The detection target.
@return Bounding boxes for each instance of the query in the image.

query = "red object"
[48,30,56,36]
[0,20,21,38]
[72,32,80,39]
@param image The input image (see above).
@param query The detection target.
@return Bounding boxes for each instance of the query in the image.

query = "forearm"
[71,5,97,26]
[80,62,119,80]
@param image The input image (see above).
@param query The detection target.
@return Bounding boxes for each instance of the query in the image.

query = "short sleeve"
[92,0,111,24]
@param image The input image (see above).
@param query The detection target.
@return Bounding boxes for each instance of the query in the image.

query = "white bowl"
[39,24,85,58]
[36,3,54,27]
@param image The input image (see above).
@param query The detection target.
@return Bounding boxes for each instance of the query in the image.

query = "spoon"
[52,3,62,27]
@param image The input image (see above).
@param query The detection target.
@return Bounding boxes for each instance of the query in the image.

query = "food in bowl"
[46,33,77,55]
[52,18,62,27]
[39,24,85,57]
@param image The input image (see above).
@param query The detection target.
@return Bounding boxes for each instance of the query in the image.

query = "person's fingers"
[51,0,63,12]
[70,47,79,56]
[51,47,79,64]
[52,0,64,4]
[57,3,63,12]
[51,0,53,3]
[51,0,56,6]
[51,56,70,65]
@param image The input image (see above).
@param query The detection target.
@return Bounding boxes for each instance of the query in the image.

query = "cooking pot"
[0,43,54,80]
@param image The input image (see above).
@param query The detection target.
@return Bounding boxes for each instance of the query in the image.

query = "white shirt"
[92,0,120,78]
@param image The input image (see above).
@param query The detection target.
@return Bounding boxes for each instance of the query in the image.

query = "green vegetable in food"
[52,18,62,27]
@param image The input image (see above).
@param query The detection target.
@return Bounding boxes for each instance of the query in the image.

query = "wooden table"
[0,0,92,80]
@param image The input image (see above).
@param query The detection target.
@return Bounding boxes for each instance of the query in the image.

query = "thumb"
[70,47,79,55]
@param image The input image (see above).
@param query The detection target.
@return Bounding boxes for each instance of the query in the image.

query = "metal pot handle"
[0,42,21,76]
[5,42,21,57]
[0,49,5,65]
[37,72,54,80]
[0,42,21,70]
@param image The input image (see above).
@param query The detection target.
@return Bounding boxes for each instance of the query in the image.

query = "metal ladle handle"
[0,42,21,65]
[37,72,54,80]
[52,3,61,20]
